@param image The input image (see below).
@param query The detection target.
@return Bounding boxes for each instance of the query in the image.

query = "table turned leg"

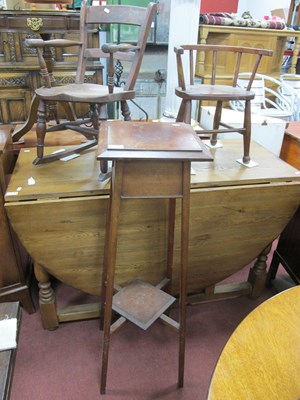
[248,244,271,298]
[34,263,58,330]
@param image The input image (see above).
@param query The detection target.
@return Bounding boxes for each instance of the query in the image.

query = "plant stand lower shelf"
[112,279,176,330]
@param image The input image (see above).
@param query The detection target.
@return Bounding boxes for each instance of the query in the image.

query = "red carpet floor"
[10,263,278,400]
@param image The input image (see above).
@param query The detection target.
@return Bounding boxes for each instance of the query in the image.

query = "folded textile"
[200,14,233,26]
[265,20,286,29]
[205,12,234,19]
[200,13,233,26]
[200,13,286,30]
[233,18,285,29]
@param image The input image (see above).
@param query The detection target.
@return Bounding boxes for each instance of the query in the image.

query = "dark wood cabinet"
[0,126,35,313]
[267,123,300,287]
[267,206,300,285]
[0,10,102,310]
[0,10,102,124]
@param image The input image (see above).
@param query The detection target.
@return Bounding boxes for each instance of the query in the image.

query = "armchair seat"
[176,84,255,101]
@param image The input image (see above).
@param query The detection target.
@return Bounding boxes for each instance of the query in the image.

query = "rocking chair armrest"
[25,38,82,49]
[25,38,81,89]
[101,43,140,54]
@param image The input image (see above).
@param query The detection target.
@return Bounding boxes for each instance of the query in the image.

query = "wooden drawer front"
[0,14,79,33]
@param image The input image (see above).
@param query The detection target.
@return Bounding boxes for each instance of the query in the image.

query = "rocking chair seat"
[35,83,135,103]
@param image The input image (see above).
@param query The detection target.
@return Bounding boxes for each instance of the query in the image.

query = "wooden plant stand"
[97,121,213,394]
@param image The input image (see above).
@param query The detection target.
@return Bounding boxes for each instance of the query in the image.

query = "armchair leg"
[183,101,192,124]
[176,100,191,124]
[243,100,251,164]
[210,101,222,146]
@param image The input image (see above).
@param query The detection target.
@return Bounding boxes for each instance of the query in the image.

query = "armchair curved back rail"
[20,0,157,165]
[174,45,273,164]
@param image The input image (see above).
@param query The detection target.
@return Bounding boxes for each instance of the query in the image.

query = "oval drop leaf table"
[4,139,300,329]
